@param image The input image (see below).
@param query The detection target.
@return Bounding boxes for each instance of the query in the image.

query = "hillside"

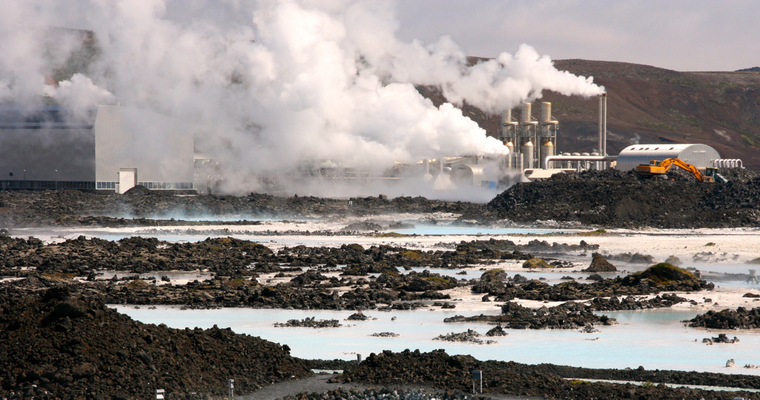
[424,59,760,170]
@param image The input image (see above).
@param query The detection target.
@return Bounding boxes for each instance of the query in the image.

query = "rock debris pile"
[487,168,760,228]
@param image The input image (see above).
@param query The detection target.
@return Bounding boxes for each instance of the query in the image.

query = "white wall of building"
[94,105,194,192]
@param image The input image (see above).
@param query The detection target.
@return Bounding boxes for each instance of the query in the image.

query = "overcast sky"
[43,0,758,72]
[395,0,759,72]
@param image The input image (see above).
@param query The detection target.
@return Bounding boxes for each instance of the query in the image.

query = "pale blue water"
[391,226,575,236]
[117,306,760,375]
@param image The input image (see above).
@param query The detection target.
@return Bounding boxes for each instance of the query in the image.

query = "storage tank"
[521,140,534,168]
[615,144,720,171]
[541,140,555,158]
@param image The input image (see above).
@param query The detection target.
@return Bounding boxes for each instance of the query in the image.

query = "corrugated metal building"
[0,106,96,190]
[0,105,195,192]
[615,144,721,171]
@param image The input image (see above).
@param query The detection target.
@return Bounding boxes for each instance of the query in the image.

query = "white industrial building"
[614,143,721,172]
[94,105,194,193]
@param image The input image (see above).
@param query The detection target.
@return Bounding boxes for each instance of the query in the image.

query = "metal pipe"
[598,95,603,155]
[603,93,608,156]
[544,155,618,170]
[712,159,743,168]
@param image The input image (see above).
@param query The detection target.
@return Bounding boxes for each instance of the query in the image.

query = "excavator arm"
[635,158,712,182]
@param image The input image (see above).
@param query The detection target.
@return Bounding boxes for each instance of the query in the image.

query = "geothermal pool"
[13,220,760,375]
[116,305,760,376]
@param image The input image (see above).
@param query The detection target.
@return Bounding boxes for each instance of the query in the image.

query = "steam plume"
[0,0,604,196]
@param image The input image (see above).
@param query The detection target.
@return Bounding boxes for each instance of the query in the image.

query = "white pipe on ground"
[544,155,618,170]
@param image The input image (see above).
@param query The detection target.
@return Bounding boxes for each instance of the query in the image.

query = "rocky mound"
[687,307,760,329]
[274,317,341,328]
[472,266,712,303]
[584,253,616,272]
[443,301,616,330]
[433,329,496,345]
[588,294,688,311]
[487,168,760,228]
[522,258,551,268]
[332,349,757,399]
[621,263,704,290]
[0,286,310,399]
[703,333,739,344]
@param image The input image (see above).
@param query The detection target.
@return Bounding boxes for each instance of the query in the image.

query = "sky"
[394,0,760,72]
[30,0,760,72]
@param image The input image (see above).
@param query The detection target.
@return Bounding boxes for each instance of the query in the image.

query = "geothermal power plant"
[0,94,743,195]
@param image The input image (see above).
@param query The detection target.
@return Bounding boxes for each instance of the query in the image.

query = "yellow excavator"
[635,158,726,182]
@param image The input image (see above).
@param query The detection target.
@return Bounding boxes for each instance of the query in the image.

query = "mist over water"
[1,0,604,197]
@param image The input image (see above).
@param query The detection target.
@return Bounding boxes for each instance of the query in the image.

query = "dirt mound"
[487,168,760,228]
[122,185,151,197]
[0,286,311,399]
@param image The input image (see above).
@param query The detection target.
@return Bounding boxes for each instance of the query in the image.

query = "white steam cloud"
[0,0,604,196]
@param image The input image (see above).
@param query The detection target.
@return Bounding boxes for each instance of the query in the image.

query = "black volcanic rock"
[688,307,760,329]
[487,168,760,228]
[0,286,311,399]
[331,348,759,399]
[585,253,617,272]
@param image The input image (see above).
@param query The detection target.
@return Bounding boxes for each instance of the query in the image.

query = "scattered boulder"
[522,258,552,269]
[687,307,760,329]
[274,317,341,328]
[584,253,617,272]
[702,334,739,345]
[622,263,707,290]
[341,221,383,231]
[606,252,655,264]
[370,332,399,337]
[485,325,508,337]
[433,329,496,345]
[347,312,373,321]
[664,255,683,266]
[444,301,615,330]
